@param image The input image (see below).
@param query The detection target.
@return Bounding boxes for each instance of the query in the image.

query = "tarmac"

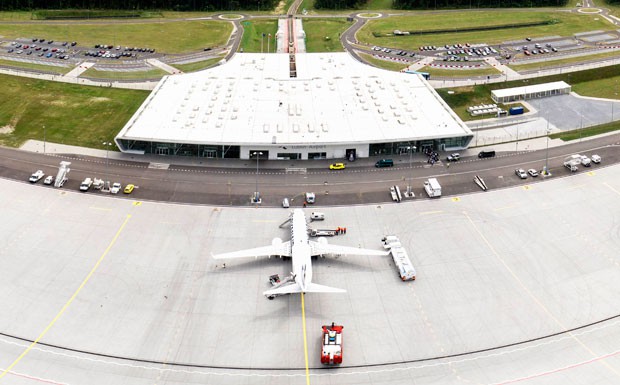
[1,158,620,384]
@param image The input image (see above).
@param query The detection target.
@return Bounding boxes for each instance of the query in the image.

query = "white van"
[310,212,325,221]
[282,198,290,208]
[305,192,315,204]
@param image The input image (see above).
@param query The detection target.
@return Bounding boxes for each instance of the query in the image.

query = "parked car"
[43,175,54,185]
[304,192,315,204]
[110,182,122,194]
[591,154,601,164]
[515,168,528,179]
[282,197,290,208]
[329,162,345,170]
[527,169,539,177]
[447,153,460,161]
[123,184,135,194]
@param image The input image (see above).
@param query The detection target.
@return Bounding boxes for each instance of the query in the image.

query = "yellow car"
[329,163,345,170]
[123,184,135,194]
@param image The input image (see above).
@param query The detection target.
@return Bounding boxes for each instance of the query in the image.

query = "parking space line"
[0,214,132,379]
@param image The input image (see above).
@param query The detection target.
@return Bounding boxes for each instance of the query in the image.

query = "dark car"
[478,150,496,158]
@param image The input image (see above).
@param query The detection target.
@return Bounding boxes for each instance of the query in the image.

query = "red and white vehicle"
[321,323,343,365]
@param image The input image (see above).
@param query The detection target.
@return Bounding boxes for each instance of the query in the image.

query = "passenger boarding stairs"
[54,161,71,188]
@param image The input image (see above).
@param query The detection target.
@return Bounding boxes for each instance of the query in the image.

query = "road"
[6,132,619,207]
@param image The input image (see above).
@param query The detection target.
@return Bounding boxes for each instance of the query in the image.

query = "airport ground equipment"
[309,229,338,237]
[390,185,402,202]
[92,178,104,190]
[424,178,442,198]
[266,274,295,300]
[79,177,93,191]
[474,175,488,191]
[54,161,71,188]
[321,323,344,365]
[382,236,416,281]
[564,155,581,172]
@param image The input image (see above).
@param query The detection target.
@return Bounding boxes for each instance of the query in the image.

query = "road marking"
[301,293,310,385]
[89,206,112,211]
[419,210,443,215]
[132,201,142,206]
[0,214,132,380]
[523,185,531,190]
[451,197,461,202]
[253,220,277,223]
[587,171,596,176]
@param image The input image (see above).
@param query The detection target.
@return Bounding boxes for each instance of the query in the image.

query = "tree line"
[0,0,278,11]
[0,0,577,11]
[393,0,569,8]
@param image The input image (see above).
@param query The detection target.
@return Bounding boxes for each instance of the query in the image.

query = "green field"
[359,52,411,71]
[0,20,231,54]
[550,121,620,141]
[509,50,620,71]
[239,20,279,53]
[81,67,168,80]
[0,58,73,75]
[0,73,148,148]
[357,11,612,48]
[419,65,501,77]
[170,57,225,72]
[302,18,352,52]
[366,0,395,10]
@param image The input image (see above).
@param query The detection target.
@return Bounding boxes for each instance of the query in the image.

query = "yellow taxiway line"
[0,214,132,379]
[301,292,311,385]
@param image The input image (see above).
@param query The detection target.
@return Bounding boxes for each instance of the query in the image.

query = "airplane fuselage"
[291,209,313,291]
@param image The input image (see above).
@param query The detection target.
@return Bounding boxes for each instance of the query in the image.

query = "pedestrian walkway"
[484,57,519,79]
[63,62,95,78]
[146,58,182,75]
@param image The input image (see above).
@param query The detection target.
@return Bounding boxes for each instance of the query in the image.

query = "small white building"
[491,81,571,104]
[115,53,473,160]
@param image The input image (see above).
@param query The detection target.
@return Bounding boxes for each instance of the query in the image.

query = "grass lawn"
[0,20,231,54]
[549,121,620,141]
[170,57,225,72]
[0,73,148,148]
[357,11,612,49]
[358,52,411,71]
[419,65,501,77]
[509,50,620,71]
[0,58,73,75]
[302,18,352,52]
[80,67,168,80]
[239,19,279,53]
[436,85,519,121]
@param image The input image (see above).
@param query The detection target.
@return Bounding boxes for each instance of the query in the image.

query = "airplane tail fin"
[263,283,346,297]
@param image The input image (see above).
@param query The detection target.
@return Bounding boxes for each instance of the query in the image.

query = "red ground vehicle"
[321,323,343,365]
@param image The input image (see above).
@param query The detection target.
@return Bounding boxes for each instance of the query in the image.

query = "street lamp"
[102,141,112,191]
[43,125,46,154]
[252,151,263,203]
[405,145,416,197]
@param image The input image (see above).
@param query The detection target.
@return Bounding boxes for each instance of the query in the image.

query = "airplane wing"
[212,241,291,259]
[263,282,346,296]
[309,241,388,257]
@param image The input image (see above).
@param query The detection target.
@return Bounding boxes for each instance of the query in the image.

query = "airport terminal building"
[115,53,473,160]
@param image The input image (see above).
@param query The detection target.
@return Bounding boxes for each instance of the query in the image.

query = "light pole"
[252,151,263,203]
[43,125,46,154]
[544,110,550,176]
[103,141,112,190]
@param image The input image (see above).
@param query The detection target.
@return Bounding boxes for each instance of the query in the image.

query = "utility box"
[509,106,524,115]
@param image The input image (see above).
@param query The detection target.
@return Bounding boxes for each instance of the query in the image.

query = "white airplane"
[212,209,388,297]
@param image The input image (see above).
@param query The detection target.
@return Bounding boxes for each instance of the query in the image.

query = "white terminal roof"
[116,53,471,146]
[492,81,571,99]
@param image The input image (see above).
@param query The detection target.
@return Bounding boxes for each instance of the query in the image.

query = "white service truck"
[424,178,442,198]
[79,177,93,191]
[563,155,581,172]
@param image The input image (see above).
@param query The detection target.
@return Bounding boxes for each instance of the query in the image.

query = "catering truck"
[424,178,442,198]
